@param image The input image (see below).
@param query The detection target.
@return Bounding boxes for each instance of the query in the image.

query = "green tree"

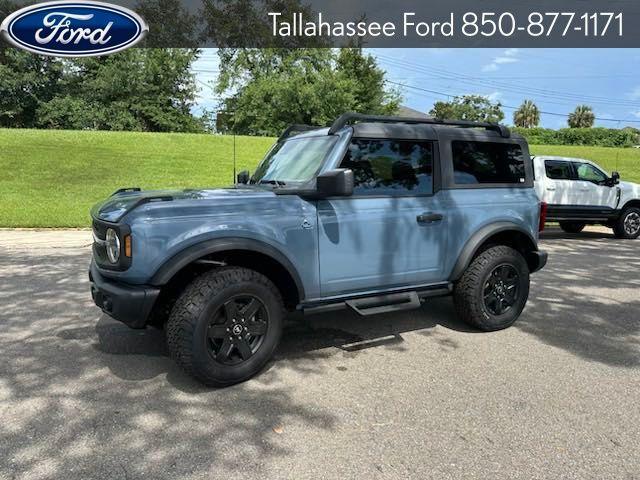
[201,0,321,49]
[1,45,204,131]
[429,95,504,123]
[335,47,400,115]
[513,99,540,128]
[0,49,65,128]
[0,0,15,19]
[215,48,401,135]
[63,49,203,132]
[568,105,595,128]
[135,0,200,47]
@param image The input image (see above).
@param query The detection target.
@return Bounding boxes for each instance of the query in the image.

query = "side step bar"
[346,292,420,316]
[302,285,452,316]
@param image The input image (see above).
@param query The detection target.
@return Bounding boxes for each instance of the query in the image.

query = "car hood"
[91,187,279,223]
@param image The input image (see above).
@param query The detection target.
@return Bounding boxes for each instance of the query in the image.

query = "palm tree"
[568,105,595,128]
[513,100,540,128]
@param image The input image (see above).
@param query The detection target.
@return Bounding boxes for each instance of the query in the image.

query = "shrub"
[513,127,639,147]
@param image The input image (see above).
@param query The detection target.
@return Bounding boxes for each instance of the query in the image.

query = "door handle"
[546,186,556,191]
[417,212,443,224]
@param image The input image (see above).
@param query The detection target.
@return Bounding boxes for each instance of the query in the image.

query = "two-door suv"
[90,113,548,386]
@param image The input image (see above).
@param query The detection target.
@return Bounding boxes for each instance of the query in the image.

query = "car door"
[541,159,576,205]
[571,161,618,208]
[317,138,448,297]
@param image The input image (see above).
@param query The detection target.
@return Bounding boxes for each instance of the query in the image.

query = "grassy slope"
[1,128,639,227]
[0,129,274,227]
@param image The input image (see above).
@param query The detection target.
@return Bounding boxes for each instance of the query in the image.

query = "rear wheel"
[559,221,586,234]
[166,267,284,387]
[613,207,640,239]
[453,246,530,331]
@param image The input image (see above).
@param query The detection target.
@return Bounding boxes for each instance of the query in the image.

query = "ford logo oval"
[0,1,149,57]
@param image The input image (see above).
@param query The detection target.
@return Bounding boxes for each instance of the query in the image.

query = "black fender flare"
[449,222,539,281]
[149,237,305,300]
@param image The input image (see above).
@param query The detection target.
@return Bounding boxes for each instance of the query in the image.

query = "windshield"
[251,136,337,185]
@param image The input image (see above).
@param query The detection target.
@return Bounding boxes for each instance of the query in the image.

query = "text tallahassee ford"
[268,12,624,39]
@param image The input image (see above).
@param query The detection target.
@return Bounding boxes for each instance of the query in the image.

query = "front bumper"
[89,262,160,329]
[528,250,548,273]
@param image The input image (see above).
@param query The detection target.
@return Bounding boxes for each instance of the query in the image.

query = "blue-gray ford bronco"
[90,113,548,386]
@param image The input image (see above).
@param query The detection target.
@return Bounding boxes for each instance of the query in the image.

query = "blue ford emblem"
[0,1,148,57]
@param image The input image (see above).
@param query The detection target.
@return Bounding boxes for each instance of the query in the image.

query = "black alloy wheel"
[483,264,520,316]
[206,295,269,365]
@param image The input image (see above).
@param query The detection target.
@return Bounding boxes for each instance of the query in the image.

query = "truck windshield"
[251,136,337,185]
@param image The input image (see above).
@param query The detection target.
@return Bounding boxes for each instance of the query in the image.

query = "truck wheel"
[453,246,530,332]
[613,207,640,239]
[166,267,284,387]
[559,221,586,234]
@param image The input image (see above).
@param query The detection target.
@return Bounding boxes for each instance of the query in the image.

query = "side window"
[340,139,433,196]
[574,162,607,184]
[545,160,573,180]
[452,141,526,185]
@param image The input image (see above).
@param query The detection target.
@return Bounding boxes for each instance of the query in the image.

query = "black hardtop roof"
[280,112,522,142]
[350,121,524,142]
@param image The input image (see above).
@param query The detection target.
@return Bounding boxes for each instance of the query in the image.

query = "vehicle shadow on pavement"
[522,228,640,367]
[278,298,472,354]
[2,230,639,478]
[92,295,470,384]
[0,249,337,480]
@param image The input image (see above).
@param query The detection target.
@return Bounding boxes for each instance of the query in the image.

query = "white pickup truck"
[533,156,640,239]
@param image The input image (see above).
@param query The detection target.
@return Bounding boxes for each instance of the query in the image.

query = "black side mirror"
[611,171,620,185]
[316,169,354,197]
[237,170,250,184]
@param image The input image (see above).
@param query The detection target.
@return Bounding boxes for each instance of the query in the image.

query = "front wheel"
[613,207,640,239]
[166,267,284,387]
[559,221,586,234]
[453,246,530,332]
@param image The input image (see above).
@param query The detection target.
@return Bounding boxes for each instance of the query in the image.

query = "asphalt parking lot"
[0,227,638,480]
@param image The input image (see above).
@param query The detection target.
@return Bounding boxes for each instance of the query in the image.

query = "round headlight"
[105,228,120,263]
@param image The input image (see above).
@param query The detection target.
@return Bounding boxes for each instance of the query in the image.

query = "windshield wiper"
[258,180,287,188]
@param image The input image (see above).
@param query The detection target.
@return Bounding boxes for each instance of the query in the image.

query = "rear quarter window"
[452,141,526,185]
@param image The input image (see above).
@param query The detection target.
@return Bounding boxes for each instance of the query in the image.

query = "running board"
[299,284,452,315]
[346,292,421,316]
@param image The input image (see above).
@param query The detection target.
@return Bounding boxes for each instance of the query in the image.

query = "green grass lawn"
[0,129,274,227]
[1,128,640,227]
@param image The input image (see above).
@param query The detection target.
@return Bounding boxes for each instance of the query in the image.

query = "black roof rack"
[278,124,321,141]
[111,187,141,196]
[328,112,511,138]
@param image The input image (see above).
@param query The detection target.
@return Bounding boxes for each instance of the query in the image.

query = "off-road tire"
[613,207,640,239]
[559,221,586,234]
[166,267,284,387]
[453,245,530,332]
